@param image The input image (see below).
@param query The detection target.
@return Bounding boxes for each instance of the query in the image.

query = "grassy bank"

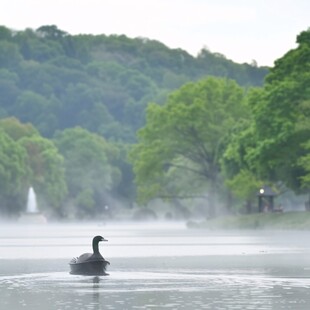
[188,211,310,230]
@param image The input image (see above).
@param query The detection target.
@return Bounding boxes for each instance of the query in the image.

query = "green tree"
[246,30,310,193]
[0,40,22,69]
[130,77,246,216]
[299,141,310,188]
[0,69,20,114]
[0,26,12,41]
[112,143,136,207]
[220,111,263,213]
[0,117,67,214]
[0,25,268,143]
[225,169,261,213]
[0,129,28,215]
[54,127,121,217]
[18,135,67,212]
[0,117,38,140]
[36,25,68,39]
[14,90,49,121]
[221,29,310,211]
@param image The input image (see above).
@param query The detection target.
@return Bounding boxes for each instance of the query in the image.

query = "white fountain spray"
[26,187,38,213]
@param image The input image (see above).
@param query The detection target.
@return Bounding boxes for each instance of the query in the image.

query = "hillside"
[0,25,269,141]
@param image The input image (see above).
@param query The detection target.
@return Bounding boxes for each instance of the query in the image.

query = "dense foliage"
[54,127,121,218]
[222,29,310,206]
[1,24,308,218]
[0,24,268,218]
[130,77,247,216]
[0,25,268,141]
[132,29,310,216]
[0,117,67,215]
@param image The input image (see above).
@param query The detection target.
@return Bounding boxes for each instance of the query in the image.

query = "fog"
[1,221,310,309]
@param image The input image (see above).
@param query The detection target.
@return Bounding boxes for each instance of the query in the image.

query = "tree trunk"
[245,199,252,214]
[207,179,217,218]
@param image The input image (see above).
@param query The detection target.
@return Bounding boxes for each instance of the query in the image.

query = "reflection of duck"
[92,276,101,309]
[69,236,110,275]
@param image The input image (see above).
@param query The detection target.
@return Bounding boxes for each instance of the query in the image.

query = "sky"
[1,0,309,66]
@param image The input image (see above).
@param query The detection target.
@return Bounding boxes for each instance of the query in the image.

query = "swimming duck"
[69,235,110,275]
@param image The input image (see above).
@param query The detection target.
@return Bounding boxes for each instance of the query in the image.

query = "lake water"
[1,222,310,309]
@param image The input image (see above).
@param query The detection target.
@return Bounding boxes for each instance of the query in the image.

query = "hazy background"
[2,0,310,66]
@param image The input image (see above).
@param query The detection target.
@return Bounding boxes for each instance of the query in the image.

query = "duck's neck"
[92,240,100,254]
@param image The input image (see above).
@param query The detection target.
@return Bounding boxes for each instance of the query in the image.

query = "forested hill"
[0,25,269,141]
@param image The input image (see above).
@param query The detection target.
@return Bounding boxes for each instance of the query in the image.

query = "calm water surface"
[1,222,310,309]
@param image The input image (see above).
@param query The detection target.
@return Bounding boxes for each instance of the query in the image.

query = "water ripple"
[1,270,310,309]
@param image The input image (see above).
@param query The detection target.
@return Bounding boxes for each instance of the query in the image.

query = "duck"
[69,235,110,275]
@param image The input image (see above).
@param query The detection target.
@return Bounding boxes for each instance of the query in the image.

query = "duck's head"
[93,235,108,243]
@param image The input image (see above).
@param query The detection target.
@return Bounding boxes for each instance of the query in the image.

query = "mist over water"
[1,222,310,309]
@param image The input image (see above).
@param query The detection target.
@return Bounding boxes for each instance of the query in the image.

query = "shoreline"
[187,211,310,230]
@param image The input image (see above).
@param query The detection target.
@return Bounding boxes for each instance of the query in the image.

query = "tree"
[130,77,246,216]
[36,25,68,39]
[0,25,268,143]
[299,141,310,188]
[246,29,310,193]
[0,117,38,140]
[54,127,121,217]
[221,29,310,212]
[111,143,136,207]
[18,135,67,212]
[0,69,20,113]
[0,129,28,215]
[0,26,12,41]
[220,109,263,213]
[0,40,22,69]
[0,117,67,214]
[14,90,49,123]
[225,169,261,213]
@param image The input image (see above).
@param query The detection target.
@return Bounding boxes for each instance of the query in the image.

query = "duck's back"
[75,252,104,263]
[76,253,92,263]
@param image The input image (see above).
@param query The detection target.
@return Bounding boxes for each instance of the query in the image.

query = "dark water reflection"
[1,222,310,309]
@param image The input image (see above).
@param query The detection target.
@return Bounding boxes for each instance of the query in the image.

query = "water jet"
[19,187,47,224]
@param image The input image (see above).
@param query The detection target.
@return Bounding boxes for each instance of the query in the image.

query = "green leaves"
[0,129,28,197]
[223,29,310,200]
[0,118,67,213]
[0,25,268,143]
[19,134,67,209]
[248,30,310,192]
[54,127,121,216]
[131,77,246,212]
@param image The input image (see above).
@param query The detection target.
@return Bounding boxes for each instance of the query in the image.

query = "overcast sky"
[1,0,309,66]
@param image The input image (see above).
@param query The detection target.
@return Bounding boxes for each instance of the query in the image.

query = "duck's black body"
[69,236,110,275]
[69,258,110,275]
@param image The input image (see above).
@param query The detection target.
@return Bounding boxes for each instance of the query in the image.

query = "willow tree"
[130,77,247,216]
